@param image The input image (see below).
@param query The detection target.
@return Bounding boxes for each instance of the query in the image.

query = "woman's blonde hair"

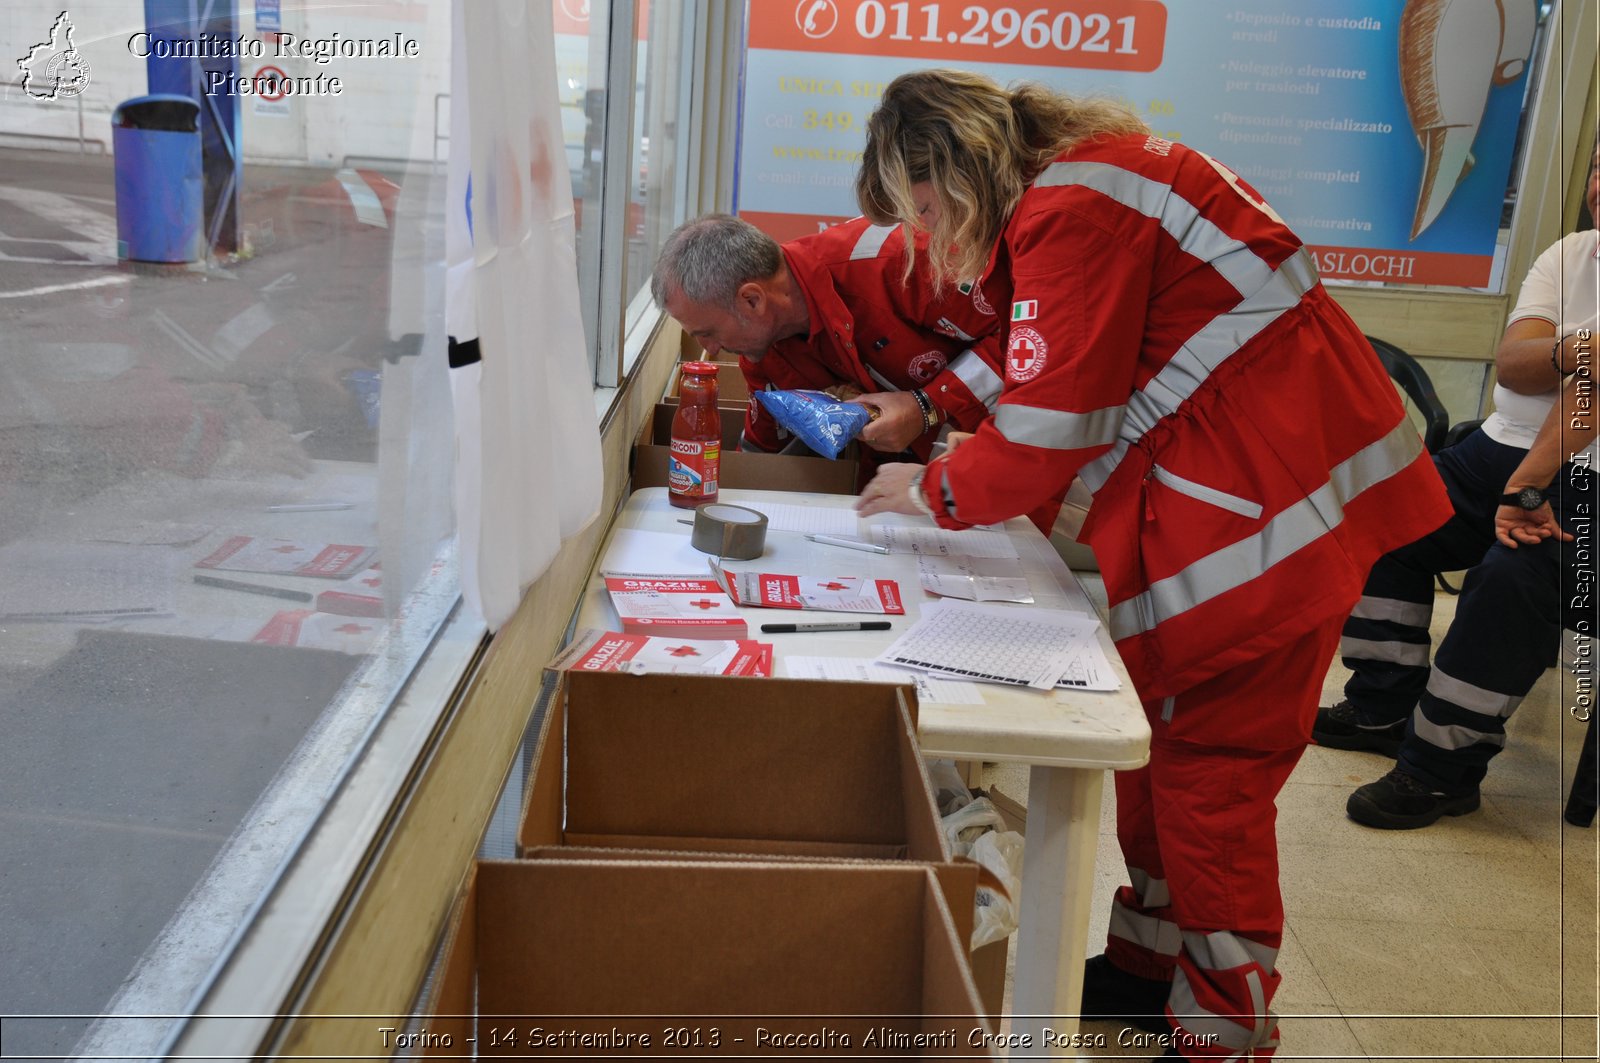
[856,69,1147,287]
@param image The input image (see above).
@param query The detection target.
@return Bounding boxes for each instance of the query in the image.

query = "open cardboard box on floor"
[512,670,1008,1020]
[633,402,859,496]
[424,859,995,1057]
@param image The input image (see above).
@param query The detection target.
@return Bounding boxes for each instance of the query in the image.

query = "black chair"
[1367,335,1451,454]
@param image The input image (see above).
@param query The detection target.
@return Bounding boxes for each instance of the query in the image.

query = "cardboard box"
[517,672,945,862]
[633,402,858,495]
[426,859,995,1057]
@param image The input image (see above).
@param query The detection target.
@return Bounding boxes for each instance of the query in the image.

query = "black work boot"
[1080,953,1170,1033]
[1347,767,1480,829]
[1312,699,1406,757]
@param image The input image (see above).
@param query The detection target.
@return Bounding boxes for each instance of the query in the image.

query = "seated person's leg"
[1348,533,1565,829]
[1320,434,1525,752]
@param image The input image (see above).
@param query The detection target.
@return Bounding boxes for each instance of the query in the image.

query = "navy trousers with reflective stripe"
[1341,430,1593,793]
[1340,431,1526,720]
[1401,459,1593,792]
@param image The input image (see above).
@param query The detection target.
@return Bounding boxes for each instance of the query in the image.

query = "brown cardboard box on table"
[512,671,1010,1019]
[633,402,859,495]
[516,672,946,862]
[424,859,996,1057]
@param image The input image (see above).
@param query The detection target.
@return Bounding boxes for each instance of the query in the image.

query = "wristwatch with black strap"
[1498,486,1548,510]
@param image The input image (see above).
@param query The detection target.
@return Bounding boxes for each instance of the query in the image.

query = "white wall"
[0,2,449,167]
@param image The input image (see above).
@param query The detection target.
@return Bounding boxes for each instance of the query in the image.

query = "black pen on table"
[760,620,892,634]
[193,574,314,602]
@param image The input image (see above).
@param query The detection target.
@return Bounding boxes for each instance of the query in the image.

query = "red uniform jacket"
[739,217,1006,474]
[916,135,1452,703]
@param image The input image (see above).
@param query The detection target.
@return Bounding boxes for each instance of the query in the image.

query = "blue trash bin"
[112,94,202,264]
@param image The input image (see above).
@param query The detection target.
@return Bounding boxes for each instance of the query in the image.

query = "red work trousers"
[1105,617,1342,1059]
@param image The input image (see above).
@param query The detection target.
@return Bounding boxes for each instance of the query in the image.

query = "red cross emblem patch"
[1007,326,1047,383]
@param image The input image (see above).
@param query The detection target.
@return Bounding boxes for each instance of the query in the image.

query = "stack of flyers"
[603,573,746,638]
[711,560,904,615]
[549,628,772,676]
[196,535,376,579]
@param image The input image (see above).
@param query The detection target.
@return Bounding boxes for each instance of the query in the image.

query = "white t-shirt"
[1482,230,1600,448]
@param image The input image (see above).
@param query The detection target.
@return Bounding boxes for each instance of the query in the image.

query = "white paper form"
[781,655,985,705]
[735,501,860,536]
[601,528,714,577]
[870,525,1019,559]
[917,554,1033,603]
[875,599,1099,690]
[1056,641,1122,691]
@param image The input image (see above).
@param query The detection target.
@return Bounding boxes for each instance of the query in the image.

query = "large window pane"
[624,0,687,318]
[0,3,455,1057]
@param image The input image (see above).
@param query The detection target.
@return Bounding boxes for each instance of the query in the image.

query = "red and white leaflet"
[196,535,376,579]
[548,629,771,677]
[315,562,385,617]
[603,574,747,638]
[251,609,383,655]
[712,561,905,615]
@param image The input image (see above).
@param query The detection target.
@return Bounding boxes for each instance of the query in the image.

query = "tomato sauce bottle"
[668,361,721,509]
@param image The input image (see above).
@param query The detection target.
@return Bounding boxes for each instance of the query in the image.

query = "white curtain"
[446,0,604,630]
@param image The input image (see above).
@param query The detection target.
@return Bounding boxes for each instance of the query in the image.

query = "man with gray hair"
[650,213,1006,474]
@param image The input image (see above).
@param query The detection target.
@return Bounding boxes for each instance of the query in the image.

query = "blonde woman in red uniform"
[853,69,1452,1058]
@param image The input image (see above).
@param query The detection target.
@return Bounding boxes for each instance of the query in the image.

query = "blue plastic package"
[753,388,873,460]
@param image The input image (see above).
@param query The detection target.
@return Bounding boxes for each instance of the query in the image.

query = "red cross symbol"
[667,645,701,657]
[362,577,381,587]
[688,598,721,610]
[819,581,848,591]
[1008,336,1039,374]
[335,623,371,634]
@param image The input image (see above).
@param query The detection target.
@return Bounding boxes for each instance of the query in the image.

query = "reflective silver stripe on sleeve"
[849,223,896,260]
[1108,899,1182,958]
[1109,419,1422,641]
[995,403,1124,451]
[1426,667,1525,718]
[1339,637,1431,667]
[1080,439,1130,492]
[1031,153,1325,494]
[1035,161,1272,297]
[946,348,1004,410]
[1350,595,1433,628]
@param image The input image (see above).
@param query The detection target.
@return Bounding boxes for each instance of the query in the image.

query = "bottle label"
[668,438,720,501]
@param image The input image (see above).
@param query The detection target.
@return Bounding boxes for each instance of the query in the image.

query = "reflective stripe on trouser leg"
[1342,434,1523,724]
[1169,930,1282,1057]
[1108,764,1182,980]
[1400,535,1565,792]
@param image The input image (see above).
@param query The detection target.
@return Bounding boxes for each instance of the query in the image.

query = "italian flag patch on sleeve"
[1012,300,1038,322]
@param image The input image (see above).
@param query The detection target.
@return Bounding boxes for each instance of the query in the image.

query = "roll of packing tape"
[690,503,768,560]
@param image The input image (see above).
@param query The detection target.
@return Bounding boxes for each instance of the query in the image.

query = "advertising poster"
[738,0,1537,287]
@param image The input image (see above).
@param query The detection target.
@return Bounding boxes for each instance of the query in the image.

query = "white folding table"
[577,487,1152,1055]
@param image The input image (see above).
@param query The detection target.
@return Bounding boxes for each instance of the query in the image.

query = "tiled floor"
[986,581,1599,1061]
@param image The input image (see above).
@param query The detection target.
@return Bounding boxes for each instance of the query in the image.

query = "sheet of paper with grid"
[737,502,859,536]
[870,525,1019,558]
[875,599,1099,690]
[780,655,985,705]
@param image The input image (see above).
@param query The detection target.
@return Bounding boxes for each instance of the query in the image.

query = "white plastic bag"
[941,795,1009,856]
[968,828,1025,949]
